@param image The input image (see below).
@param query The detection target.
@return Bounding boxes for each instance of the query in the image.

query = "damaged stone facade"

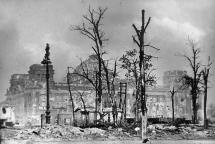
[4,64,72,125]
[146,70,192,120]
[3,62,99,126]
[2,56,193,126]
[126,70,192,120]
[146,87,191,119]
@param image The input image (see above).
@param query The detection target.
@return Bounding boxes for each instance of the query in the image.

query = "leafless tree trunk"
[132,10,159,141]
[67,67,76,126]
[101,59,118,125]
[76,91,89,126]
[201,56,212,129]
[183,38,201,124]
[71,6,108,123]
[71,59,99,124]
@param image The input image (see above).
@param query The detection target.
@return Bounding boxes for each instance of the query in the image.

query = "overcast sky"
[0,0,214,105]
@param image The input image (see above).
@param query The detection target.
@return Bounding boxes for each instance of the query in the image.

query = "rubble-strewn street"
[1,1,215,144]
[1,124,215,143]
[1,125,134,142]
[2,140,215,144]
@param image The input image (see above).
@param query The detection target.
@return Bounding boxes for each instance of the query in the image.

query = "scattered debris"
[1,124,215,141]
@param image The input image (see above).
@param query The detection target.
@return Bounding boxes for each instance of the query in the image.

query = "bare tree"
[131,10,159,141]
[201,56,212,129]
[71,58,97,88]
[67,67,76,126]
[168,73,189,124]
[71,6,108,120]
[101,59,118,125]
[183,38,202,124]
[70,56,118,124]
[70,57,98,123]
[76,90,89,126]
[169,83,187,124]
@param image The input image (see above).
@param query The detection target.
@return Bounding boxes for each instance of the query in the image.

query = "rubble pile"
[179,125,215,139]
[12,125,85,140]
[106,128,132,140]
[9,125,132,141]
[148,124,215,140]
[3,124,215,141]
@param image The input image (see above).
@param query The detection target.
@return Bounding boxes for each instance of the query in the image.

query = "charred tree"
[77,91,89,126]
[183,38,201,124]
[71,6,108,122]
[201,56,212,129]
[101,59,118,125]
[132,10,159,141]
[67,67,76,126]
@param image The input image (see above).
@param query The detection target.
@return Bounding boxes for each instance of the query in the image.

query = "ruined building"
[2,55,193,125]
[4,64,73,125]
[145,70,192,120]
[3,61,97,126]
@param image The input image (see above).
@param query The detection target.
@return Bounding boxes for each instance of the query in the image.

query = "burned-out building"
[3,62,97,126]
[146,70,192,120]
[126,70,192,121]
[2,55,194,125]
[4,64,73,125]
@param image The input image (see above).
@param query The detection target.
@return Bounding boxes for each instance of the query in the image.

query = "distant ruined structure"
[145,70,192,120]
[163,70,187,88]
[1,55,193,126]
[4,64,73,125]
